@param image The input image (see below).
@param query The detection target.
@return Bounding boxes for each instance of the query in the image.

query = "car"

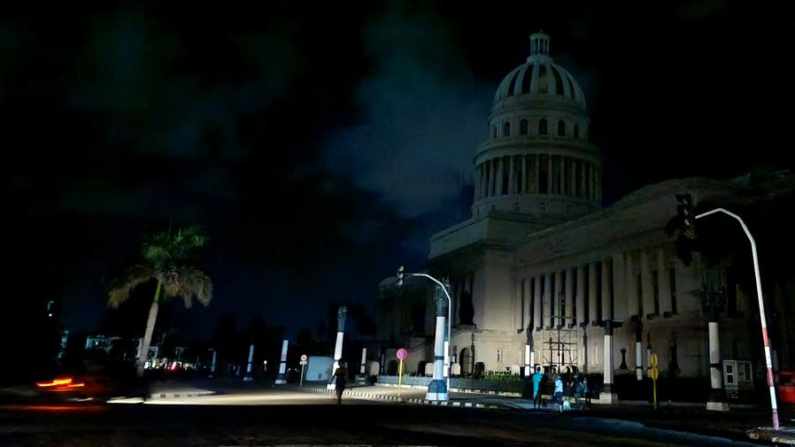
[35,373,120,401]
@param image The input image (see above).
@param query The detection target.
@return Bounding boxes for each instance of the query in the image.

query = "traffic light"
[676,193,695,239]
[397,265,405,287]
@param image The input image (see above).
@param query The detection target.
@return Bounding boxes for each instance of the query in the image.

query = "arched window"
[539,118,548,135]
[558,120,566,136]
[574,124,580,139]
[520,119,528,135]
[492,126,497,139]
[503,121,511,137]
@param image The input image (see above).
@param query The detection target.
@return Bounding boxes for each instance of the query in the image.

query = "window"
[558,120,566,136]
[492,126,497,139]
[574,124,579,139]
[520,119,528,135]
[497,349,503,363]
[503,121,511,137]
[539,118,548,135]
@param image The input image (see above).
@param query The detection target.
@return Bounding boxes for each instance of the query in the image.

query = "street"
[0,388,764,446]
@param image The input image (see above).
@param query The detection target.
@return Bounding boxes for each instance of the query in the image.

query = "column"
[328,306,347,390]
[601,259,611,322]
[210,350,217,377]
[243,344,255,382]
[570,159,577,196]
[554,270,563,328]
[533,275,542,330]
[579,161,586,198]
[635,321,643,381]
[426,285,449,401]
[657,248,672,315]
[509,155,516,194]
[602,321,618,403]
[486,159,493,197]
[275,339,288,384]
[707,318,729,411]
[641,251,654,319]
[360,347,367,376]
[543,274,552,329]
[522,155,528,194]
[626,251,639,318]
[576,265,586,326]
[588,263,598,324]
[495,157,504,196]
[612,253,627,321]
[565,267,574,326]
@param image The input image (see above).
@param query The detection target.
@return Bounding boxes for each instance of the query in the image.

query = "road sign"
[396,348,408,360]
[650,367,659,381]
[300,354,308,362]
[651,353,658,368]
[299,360,307,365]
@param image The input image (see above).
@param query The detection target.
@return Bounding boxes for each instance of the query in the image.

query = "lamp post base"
[425,379,449,401]
[707,401,730,411]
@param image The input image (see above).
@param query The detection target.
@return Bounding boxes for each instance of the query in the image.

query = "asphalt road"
[0,390,761,447]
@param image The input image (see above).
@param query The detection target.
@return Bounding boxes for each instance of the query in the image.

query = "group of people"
[530,367,590,411]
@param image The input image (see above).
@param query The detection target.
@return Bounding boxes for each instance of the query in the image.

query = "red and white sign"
[396,348,408,360]
[300,354,308,362]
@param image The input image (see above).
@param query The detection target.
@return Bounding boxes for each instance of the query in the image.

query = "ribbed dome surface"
[493,60,585,109]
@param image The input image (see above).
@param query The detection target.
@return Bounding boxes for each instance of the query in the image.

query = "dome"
[493,32,586,109]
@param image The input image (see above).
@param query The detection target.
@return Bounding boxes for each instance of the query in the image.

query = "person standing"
[582,376,591,408]
[531,367,544,409]
[554,375,564,412]
[333,361,349,405]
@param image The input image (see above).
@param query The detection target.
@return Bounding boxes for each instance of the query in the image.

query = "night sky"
[5,1,794,341]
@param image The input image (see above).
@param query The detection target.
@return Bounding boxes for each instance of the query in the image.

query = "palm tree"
[108,224,213,377]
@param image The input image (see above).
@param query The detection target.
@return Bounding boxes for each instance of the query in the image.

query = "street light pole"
[696,208,779,430]
[401,271,452,393]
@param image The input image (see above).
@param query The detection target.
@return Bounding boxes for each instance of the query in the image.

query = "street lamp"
[397,266,452,394]
[695,208,779,430]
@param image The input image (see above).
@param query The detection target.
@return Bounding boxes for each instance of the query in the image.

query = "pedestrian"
[582,376,590,408]
[333,361,349,405]
[554,375,564,412]
[531,367,544,409]
[572,373,582,405]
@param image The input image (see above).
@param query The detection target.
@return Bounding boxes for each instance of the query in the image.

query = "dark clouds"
[322,3,491,218]
[5,1,794,343]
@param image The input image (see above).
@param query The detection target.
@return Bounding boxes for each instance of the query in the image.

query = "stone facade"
[376,32,793,385]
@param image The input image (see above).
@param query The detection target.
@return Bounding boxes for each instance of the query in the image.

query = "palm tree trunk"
[136,281,162,377]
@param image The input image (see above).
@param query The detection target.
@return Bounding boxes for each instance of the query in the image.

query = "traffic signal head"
[397,265,405,286]
[676,193,695,239]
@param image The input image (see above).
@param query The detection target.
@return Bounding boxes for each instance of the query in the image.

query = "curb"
[746,427,795,445]
[147,391,216,399]
[291,386,499,409]
[373,383,522,397]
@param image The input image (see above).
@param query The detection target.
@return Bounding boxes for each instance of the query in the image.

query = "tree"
[108,224,213,377]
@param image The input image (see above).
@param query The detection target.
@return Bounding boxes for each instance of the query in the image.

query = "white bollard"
[243,344,255,382]
[275,340,288,385]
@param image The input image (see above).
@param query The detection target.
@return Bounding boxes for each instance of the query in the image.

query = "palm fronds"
[159,265,214,309]
[108,264,155,309]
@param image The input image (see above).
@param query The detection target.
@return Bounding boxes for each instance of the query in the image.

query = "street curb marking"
[289,386,499,409]
[148,391,216,399]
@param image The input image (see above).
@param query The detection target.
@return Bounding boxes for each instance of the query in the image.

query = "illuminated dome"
[493,32,586,110]
[472,31,602,224]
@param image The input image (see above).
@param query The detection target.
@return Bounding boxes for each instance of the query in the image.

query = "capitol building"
[377,32,793,403]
